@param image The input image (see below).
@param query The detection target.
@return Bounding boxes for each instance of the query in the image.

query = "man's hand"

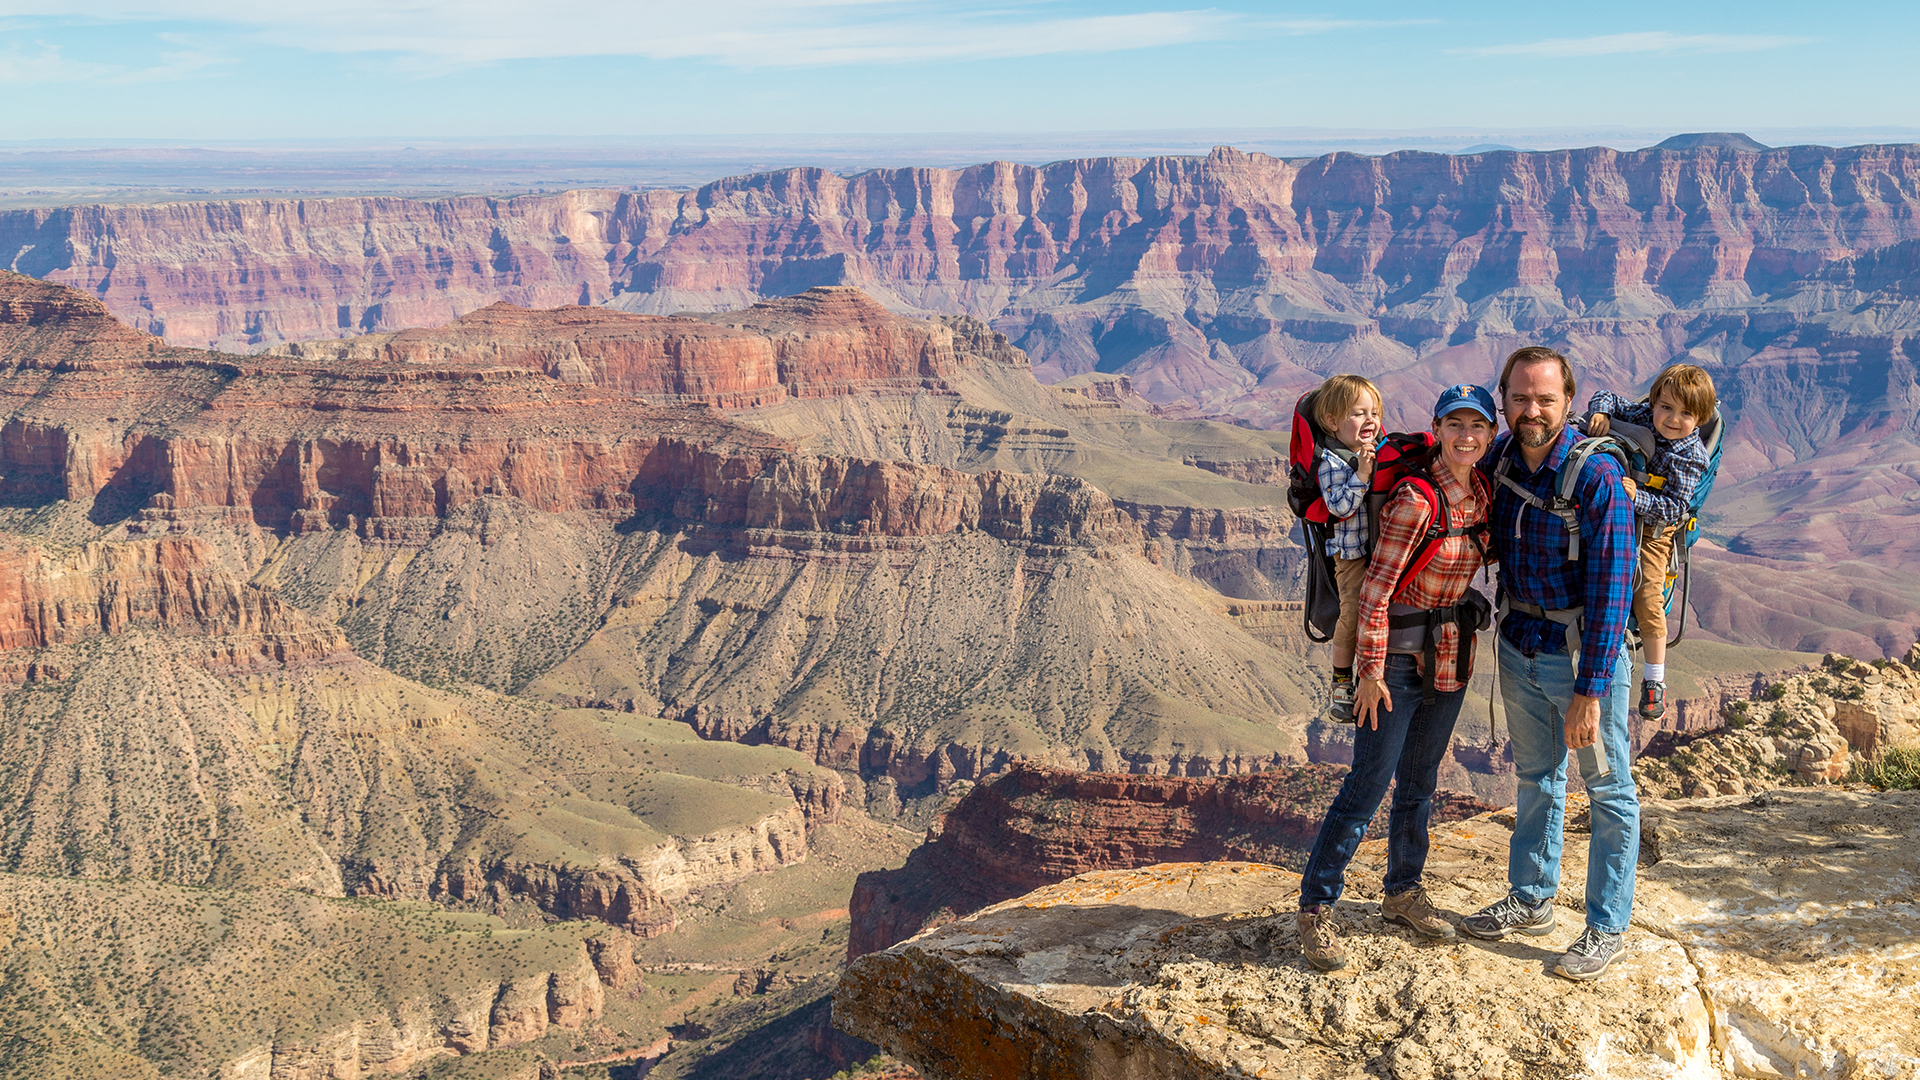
[1564,694,1601,749]
[1354,444,1377,484]
[1586,412,1610,436]
[1621,476,1637,501]
[1355,677,1392,729]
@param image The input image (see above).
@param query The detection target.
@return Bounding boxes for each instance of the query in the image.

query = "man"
[1462,346,1640,981]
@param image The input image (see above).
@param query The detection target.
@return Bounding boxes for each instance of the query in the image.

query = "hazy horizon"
[4,125,1918,210]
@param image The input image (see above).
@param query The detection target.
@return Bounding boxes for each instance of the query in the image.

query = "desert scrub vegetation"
[1851,745,1920,790]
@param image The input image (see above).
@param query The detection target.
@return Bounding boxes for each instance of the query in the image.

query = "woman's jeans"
[1300,653,1464,908]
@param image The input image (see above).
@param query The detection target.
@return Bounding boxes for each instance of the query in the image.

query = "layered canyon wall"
[6,146,1919,655]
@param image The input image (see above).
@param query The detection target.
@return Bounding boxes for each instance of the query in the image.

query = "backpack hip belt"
[1386,593,1493,706]
[1500,596,1586,659]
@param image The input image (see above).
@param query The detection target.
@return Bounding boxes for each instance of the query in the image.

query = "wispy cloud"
[1459,31,1812,58]
[0,2,1396,68]
[0,40,115,82]
[1256,16,1436,36]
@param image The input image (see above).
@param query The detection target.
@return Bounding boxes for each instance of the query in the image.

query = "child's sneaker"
[1638,679,1666,720]
[1329,674,1356,722]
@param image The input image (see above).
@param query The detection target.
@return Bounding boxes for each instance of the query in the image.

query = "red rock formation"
[270,287,1006,408]
[847,763,1496,959]
[8,149,1920,653]
[0,274,1129,551]
[10,146,1917,362]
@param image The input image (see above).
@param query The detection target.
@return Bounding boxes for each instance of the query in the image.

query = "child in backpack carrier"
[1585,363,1717,721]
[1311,374,1384,721]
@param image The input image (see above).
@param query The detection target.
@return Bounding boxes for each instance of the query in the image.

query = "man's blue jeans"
[1300,653,1463,908]
[1498,633,1639,934]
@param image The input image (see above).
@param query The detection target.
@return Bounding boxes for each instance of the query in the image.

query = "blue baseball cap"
[1433,383,1497,424]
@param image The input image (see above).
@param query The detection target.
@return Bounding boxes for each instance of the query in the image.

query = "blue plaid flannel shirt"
[1587,390,1710,526]
[1484,427,1638,698]
[1315,446,1371,559]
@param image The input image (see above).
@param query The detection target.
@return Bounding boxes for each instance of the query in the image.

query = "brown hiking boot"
[1297,905,1347,970]
[1381,885,1457,940]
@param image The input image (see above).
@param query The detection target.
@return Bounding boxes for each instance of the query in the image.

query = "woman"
[1295,383,1498,971]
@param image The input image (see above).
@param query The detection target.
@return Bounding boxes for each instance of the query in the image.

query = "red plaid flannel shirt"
[1355,465,1492,692]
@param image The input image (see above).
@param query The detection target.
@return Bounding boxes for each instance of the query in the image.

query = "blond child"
[1311,374,1384,721]
[1586,364,1717,720]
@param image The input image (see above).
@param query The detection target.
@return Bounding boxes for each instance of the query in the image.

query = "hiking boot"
[1381,885,1456,940]
[1638,679,1667,720]
[1460,893,1555,940]
[1329,675,1356,723]
[1296,905,1347,970]
[1554,927,1625,981]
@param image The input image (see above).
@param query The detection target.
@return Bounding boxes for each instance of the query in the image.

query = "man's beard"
[1515,418,1558,448]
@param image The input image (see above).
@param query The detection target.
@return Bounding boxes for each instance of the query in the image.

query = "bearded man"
[1462,346,1640,981]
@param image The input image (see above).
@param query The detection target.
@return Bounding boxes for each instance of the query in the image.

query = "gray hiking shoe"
[1461,893,1555,940]
[1381,885,1456,940]
[1296,905,1347,971]
[1554,927,1625,981]
[1329,676,1356,722]
[1638,679,1667,721]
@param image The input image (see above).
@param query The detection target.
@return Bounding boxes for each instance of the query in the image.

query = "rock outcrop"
[1636,646,1920,799]
[836,788,1920,1079]
[847,764,1496,961]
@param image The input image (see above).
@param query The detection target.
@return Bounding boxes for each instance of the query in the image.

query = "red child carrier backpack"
[1290,409,1492,685]
[1287,389,1350,642]
[1370,433,1494,703]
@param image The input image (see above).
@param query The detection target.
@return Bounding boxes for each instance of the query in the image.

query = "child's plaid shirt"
[1354,465,1492,691]
[1587,390,1710,527]
[1315,445,1371,559]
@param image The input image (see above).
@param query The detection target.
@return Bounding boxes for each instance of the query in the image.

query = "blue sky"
[0,1,1913,142]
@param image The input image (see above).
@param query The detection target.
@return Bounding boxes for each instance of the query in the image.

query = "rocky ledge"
[835,787,1920,1079]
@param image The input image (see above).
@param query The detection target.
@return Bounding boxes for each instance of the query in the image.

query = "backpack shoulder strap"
[1494,439,1587,561]
[1320,444,1358,467]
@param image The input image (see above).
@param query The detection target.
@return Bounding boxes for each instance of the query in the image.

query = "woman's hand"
[1354,677,1392,729]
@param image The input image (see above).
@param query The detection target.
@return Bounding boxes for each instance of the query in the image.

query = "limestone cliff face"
[14,146,1920,361]
[12,150,1919,655]
[846,765,1495,961]
[0,534,347,663]
[0,190,630,350]
[836,788,1920,1080]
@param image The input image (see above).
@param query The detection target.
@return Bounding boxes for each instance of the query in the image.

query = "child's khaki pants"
[1333,556,1369,656]
[1635,522,1679,645]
